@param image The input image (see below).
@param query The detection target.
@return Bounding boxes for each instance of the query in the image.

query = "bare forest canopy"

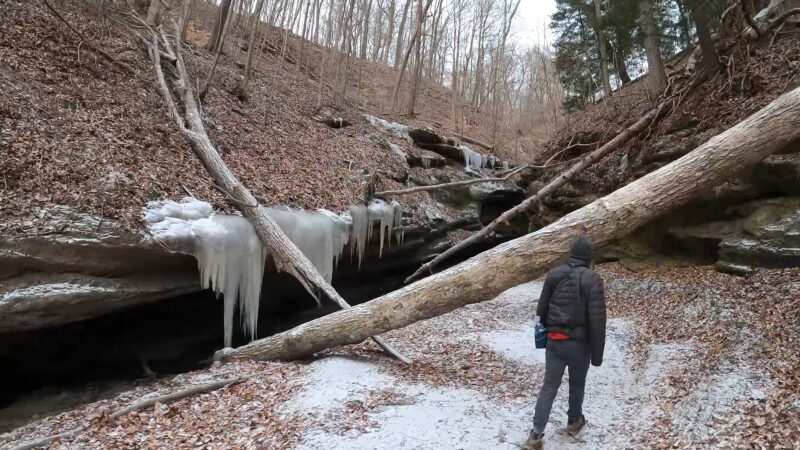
[180,0,565,140]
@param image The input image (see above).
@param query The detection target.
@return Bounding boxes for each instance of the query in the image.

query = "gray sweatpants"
[532,338,591,433]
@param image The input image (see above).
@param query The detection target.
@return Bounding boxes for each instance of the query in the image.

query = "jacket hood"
[569,236,592,262]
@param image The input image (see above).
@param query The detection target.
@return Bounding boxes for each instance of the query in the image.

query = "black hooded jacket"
[536,240,607,366]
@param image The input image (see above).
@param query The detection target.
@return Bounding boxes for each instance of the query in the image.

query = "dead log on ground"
[374,164,529,197]
[453,133,494,150]
[10,377,246,450]
[142,19,408,364]
[217,86,800,362]
[405,100,671,282]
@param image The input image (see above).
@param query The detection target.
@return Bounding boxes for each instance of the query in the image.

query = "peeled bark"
[219,86,800,362]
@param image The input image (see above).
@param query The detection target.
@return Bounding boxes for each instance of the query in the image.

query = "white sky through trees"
[512,0,557,49]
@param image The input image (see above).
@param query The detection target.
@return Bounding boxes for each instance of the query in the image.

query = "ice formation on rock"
[388,143,408,159]
[392,201,405,245]
[460,146,485,170]
[348,199,404,266]
[263,206,350,285]
[364,114,413,144]
[502,161,509,170]
[146,197,398,347]
[421,156,431,169]
[146,199,266,346]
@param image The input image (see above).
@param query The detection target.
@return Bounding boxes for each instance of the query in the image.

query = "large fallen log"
[218,86,800,362]
[143,20,408,364]
[405,100,670,282]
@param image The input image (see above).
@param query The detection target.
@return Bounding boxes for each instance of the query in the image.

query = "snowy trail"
[282,282,694,449]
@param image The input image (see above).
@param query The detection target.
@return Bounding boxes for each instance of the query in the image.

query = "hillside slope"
[0,0,525,236]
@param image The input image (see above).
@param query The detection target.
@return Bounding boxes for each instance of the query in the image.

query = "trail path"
[283,282,701,449]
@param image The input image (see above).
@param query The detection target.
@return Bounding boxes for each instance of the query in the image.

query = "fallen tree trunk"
[374,164,529,197]
[453,132,494,150]
[405,100,670,282]
[218,86,800,362]
[144,21,408,364]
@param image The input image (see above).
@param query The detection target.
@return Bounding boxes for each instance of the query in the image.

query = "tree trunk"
[146,0,161,25]
[640,0,667,95]
[207,0,234,52]
[593,0,612,97]
[675,0,693,48]
[611,42,631,85]
[146,25,409,364]
[393,0,412,68]
[391,0,432,109]
[219,86,800,362]
[693,1,720,74]
[407,99,672,282]
[232,0,267,101]
[178,0,195,41]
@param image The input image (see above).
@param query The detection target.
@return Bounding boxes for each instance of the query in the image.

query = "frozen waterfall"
[146,197,402,347]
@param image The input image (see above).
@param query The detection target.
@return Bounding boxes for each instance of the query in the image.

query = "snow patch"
[285,356,532,450]
[1,283,113,304]
[363,114,413,144]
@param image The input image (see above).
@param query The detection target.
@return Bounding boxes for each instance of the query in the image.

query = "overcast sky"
[510,0,557,50]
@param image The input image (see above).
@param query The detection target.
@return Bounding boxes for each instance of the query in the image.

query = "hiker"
[522,236,607,450]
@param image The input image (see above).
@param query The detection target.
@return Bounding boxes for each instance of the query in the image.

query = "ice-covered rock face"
[363,114,413,144]
[145,197,403,347]
[460,145,485,171]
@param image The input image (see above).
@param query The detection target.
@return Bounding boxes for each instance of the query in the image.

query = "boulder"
[409,128,444,145]
[717,198,800,274]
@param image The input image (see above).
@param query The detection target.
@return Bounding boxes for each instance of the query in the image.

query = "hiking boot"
[521,431,543,450]
[567,415,586,436]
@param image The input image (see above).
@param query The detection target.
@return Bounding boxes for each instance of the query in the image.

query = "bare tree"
[207,0,234,52]
[640,0,667,96]
[233,0,268,100]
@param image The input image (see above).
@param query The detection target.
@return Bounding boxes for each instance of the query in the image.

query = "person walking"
[522,236,606,450]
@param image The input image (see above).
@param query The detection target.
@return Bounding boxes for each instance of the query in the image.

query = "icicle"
[368,200,395,257]
[348,204,370,268]
[392,201,404,245]
[502,161,509,170]
[317,209,350,270]
[147,198,355,348]
[460,145,485,171]
[191,215,266,347]
[421,156,431,169]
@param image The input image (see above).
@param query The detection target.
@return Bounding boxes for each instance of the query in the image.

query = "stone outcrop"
[0,207,198,333]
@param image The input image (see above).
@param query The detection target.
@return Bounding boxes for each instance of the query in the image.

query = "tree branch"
[8,377,246,450]
[405,99,672,283]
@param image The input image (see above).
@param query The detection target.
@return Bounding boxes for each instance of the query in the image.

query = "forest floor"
[1,264,797,449]
[0,0,539,236]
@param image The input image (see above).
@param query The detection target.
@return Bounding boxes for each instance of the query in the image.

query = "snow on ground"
[2,268,792,449]
[283,282,703,449]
